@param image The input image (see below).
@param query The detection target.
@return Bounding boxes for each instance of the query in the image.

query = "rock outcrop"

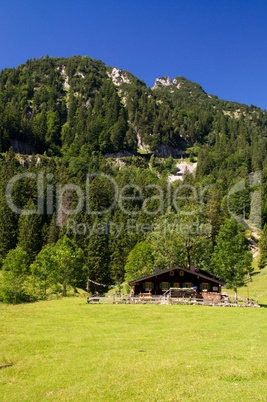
[107,67,132,86]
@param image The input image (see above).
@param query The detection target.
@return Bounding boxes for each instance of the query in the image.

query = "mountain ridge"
[0,55,266,161]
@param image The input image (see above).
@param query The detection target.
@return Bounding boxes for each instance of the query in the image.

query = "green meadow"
[227,259,267,304]
[0,298,266,401]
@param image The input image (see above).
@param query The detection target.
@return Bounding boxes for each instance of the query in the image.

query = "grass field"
[226,259,267,305]
[0,298,266,401]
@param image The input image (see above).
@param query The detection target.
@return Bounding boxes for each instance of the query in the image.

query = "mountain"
[0,56,267,297]
[1,55,266,162]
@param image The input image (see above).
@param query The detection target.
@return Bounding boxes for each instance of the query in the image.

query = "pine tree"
[109,232,136,284]
[0,195,18,265]
[85,234,110,293]
[17,199,43,263]
[47,213,59,244]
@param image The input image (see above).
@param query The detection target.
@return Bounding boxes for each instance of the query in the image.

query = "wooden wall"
[131,269,221,295]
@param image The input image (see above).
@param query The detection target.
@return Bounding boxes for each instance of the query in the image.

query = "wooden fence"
[86,293,259,307]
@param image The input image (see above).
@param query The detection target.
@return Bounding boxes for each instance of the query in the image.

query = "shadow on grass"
[250,271,262,277]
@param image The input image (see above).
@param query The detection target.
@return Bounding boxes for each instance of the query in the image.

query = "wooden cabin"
[129,266,223,296]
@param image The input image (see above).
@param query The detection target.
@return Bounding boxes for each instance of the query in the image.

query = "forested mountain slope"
[0,56,266,298]
[1,55,266,160]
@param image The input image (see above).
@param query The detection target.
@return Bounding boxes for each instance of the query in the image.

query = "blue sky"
[0,0,266,109]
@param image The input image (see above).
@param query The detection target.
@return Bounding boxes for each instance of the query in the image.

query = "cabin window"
[169,270,174,276]
[185,282,192,288]
[202,283,209,290]
[179,271,184,276]
[173,282,180,288]
[145,282,152,290]
[162,282,169,291]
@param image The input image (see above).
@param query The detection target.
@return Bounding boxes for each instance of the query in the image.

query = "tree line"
[0,149,257,302]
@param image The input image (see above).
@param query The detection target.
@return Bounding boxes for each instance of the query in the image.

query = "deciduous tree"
[212,218,253,298]
[0,247,29,303]
[31,244,56,299]
[124,241,155,282]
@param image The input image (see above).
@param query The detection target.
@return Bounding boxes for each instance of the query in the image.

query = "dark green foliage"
[0,55,266,169]
[17,199,43,262]
[85,233,110,294]
[46,213,59,244]
[0,56,129,155]
[0,195,18,264]
[109,230,138,284]
[0,56,266,301]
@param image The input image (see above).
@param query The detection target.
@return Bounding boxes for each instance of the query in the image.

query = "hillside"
[0,56,266,160]
[227,256,267,304]
[0,56,267,298]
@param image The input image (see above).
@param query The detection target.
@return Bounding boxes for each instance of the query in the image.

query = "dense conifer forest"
[0,56,266,301]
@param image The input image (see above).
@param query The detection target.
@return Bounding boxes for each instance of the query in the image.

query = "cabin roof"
[129,266,223,285]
